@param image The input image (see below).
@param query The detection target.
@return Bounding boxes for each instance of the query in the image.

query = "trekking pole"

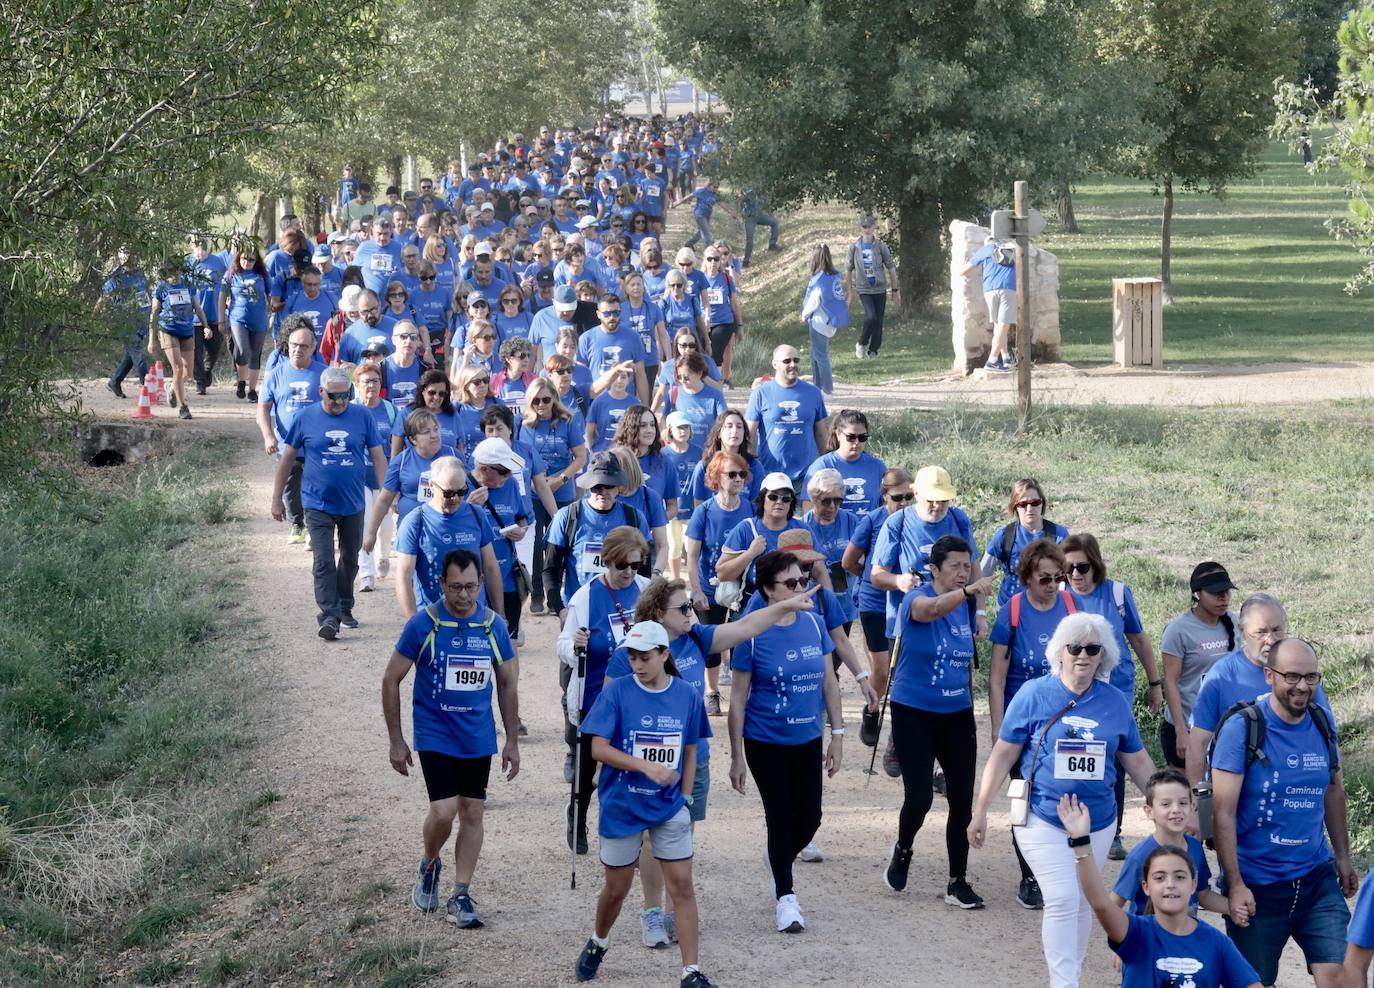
[864,659,896,784]
[570,635,588,890]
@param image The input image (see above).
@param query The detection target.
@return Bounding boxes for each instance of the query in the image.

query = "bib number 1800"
[632,731,682,771]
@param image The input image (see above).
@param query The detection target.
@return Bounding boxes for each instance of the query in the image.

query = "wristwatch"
[683,794,695,807]
[830,727,846,737]
[1066,834,1091,848]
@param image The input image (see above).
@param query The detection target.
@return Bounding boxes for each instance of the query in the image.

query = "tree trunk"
[895,192,947,307]
[1160,175,1174,304]
[279,174,294,220]
[387,156,403,192]
[249,193,275,245]
[1056,185,1079,233]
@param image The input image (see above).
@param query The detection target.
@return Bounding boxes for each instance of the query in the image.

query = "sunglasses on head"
[1065,642,1103,657]
[765,491,793,503]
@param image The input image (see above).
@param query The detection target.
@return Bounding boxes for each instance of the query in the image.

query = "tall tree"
[1098,0,1296,302]
[650,0,1126,304]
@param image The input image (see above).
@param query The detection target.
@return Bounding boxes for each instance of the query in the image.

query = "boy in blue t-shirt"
[1111,768,1226,917]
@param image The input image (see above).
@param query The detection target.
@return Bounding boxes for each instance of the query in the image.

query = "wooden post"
[1014,181,1031,436]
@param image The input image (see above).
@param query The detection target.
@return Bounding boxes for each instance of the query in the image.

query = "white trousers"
[1013,813,1115,988]
[357,487,393,580]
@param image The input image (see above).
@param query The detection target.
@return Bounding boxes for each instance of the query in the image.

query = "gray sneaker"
[412,857,442,913]
[641,907,668,948]
[446,892,483,928]
[882,737,902,778]
[706,691,722,717]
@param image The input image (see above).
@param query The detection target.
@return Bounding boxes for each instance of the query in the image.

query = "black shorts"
[703,601,730,667]
[860,610,892,654]
[418,750,492,802]
[504,589,522,638]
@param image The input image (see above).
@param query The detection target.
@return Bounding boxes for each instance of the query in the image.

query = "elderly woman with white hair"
[967,611,1156,988]
[802,467,860,634]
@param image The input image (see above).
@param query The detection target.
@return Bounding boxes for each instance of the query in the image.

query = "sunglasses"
[678,261,693,267]
[672,602,694,616]
[531,395,553,406]
[816,497,843,508]
[420,275,436,282]
[550,367,572,375]
[1065,643,1103,657]
[765,491,794,503]
[723,470,748,480]
[485,465,511,477]
[703,255,720,261]
[1033,573,1064,586]
[841,432,868,443]
[773,577,808,591]
[501,298,521,305]
[677,341,698,349]
[1016,498,1045,510]
[438,486,468,501]
[590,484,618,495]
[423,388,448,397]
[470,376,490,385]
[1068,562,1093,575]
[325,390,350,401]
[396,333,420,341]
[779,357,800,365]
[609,559,642,572]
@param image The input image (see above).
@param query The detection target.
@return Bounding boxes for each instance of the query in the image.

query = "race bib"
[1054,739,1106,781]
[707,287,724,306]
[419,469,433,501]
[607,615,628,646]
[167,289,191,307]
[646,185,660,199]
[134,290,152,308]
[370,254,393,272]
[444,654,491,692]
[580,540,605,581]
[632,730,682,770]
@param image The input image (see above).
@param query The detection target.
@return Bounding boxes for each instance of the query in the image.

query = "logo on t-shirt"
[603,345,622,365]
[1062,715,1100,741]
[844,478,866,502]
[1156,957,1202,987]
[785,649,799,663]
[325,430,349,453]
[778,400,800,423]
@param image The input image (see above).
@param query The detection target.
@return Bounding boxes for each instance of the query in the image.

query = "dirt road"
[80,378,1314,986]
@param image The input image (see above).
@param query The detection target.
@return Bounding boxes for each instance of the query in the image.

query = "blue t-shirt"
[546,499,652,604]
[281,289,338,341]
[991,590,1085,705]
[383,356,424,410]
[660,293,704,335]
[1349,869,1374,960]
[393,405,462,452]
[154,280,196,337]
[731,612,833,745]
[574,576,644,714]
[662,443,704,521]
[607,624,717,761]
[357,400,397,489]
[804,451,887,513]
[393,602,515,760]
[700,271,734,326]
[354,239,406,295]
[1191,648,1334,733]
[667,383,728,435]
[283,403,385,516]
[1072,579,1146,697]
[227,271,269,331]
[988,521,1069,606]
[746,381,828,481]
[527,414,586,503]
[479,479,532,584]
[890,585,975,713]
[1112,913,1260,988]
[582,676,710,838]
[623,299,665,364]
[1212,695,1338,886]
[410,286,451,338]
[999,675,1143,832]
[587,391,637,452]
[685,497,753,605]
[849,506,891,615]
[394,502,495,607]
[803,509,859,621]
[872,506,979,637]
[186,253,227,317]
[578,327,647,399]
[722,516,815,588]
[494,309,533,344]
[968,243,1017,293]
[691,187,718,218]
[384,443,460,522]
[1113,834,1213,916]
[455,401,495,454]
[336,316,399,365]
[262,358,326,442]
[639,177,667,217]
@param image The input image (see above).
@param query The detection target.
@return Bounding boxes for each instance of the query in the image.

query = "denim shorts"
[688,758,709,823]
[1224,859,1351,985]
[599,806,693,868]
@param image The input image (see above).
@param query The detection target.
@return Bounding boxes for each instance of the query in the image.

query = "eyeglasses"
[325,390,350,401]
[396,333,419,341]
[765,491,794,503]
[360,306,380,315]
[779,357,800,365]
[677,341,698,349]
[423,388,448,397]
[841,432,868,443]
[1065,643,1104,657]
[531,395,553,406]
[444,581,481,594]
[1033,573,1064,586]
[438,486,468,501]
[501,298,521,305]
[1016,498,1045,510]
[1068,562,1093,576]
[609,559,643,572]
[773,577,808,591]
[723,470,748,480]
[816,497,843,508]
[672,602,694,616]
[1272,669,1322,686]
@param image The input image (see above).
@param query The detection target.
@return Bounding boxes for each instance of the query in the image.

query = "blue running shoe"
[446,892,483,929]
[575,939,608,981]
[412,857,442,913]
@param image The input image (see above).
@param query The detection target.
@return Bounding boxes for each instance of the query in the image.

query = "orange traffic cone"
[150,361,166,404]
[132,383,154,419]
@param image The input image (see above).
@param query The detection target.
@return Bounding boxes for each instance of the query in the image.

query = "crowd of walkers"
[98,111,1374,988]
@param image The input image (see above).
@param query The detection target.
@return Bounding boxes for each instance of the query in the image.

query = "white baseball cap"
[471,437,526,473]
[624,621,670,651]
[575,216,598,230]
[473,241,494,257]
[760,472,794,492]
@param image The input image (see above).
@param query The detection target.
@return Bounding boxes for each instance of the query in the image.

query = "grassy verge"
[865,400,1374,859]
[684,140,1367,386]
[0,436,258,985]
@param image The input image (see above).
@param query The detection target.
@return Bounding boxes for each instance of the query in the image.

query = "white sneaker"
[775,893,805,933]
[719,665,732,686]
[799,841,824,863]
[358,574,375,592]
[854,342,865,359]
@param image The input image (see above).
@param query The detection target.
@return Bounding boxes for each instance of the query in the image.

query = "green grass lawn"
[865,400,1374,859]
[695,141,1370,385]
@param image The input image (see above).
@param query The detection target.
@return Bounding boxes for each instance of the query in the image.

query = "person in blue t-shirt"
[521,377,587,613]
[271,367,388,640]
[679,177,731,250]
[982,477,1069,609]
[697,248,741,380]
[147,259,209,419]
[383,320,425,410]
[959,234,1019,372]
[801,469,861,627]
[799,244,849,395]
[1210,638,1357,988]
[578,296,649,402]
[803,410,886,513]
[970,612,1155,986]
[373,409,459,527]
[392,456,502,619]
[99,249,154,397]
[352,362,397,591]
[221,244,272,401]
[882,536,998,907]
[1058,793,1261,988]
[1110,769,1225,917]
[659,412,703,572]
[256,321,326,542]
[354,217,406,296]
[661,352,726,433]
[585,366,638,454]
[467,436,534,643]
[727,550,844,936]
[383,548,520,931]
[280,268,339,348]
[573,620,715,987]
[745,345,828,482]
[186,237,228,396]
[1345,868,1374,987]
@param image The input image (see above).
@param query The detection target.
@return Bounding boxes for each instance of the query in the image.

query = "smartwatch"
[1066,834,1091,848]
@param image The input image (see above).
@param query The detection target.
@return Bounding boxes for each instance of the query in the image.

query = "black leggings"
[890,703,976,879]
[858,292,887,354]
[744,736,823,900]
[1159,719,1186,769]
[708,322,735,366]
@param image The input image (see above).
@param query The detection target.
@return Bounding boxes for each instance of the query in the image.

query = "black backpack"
[997,520,1064,571]
[1204,699,1339,784]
